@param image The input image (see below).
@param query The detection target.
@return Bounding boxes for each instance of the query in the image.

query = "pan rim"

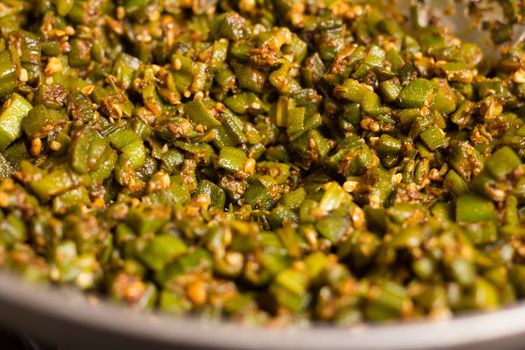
[0,271,524,349]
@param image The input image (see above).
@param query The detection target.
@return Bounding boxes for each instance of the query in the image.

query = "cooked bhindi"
[0,0,524,326]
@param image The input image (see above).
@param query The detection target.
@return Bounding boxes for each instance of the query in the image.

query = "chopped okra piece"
[334,79,383,114]
[218,147,247,174]
[456,195,497,223]
[485,147,521,178]
[184,101,221,129]
[196,179,226,209]
[0,51,17,98]
[22,105,67,138]
[419,126,449,151]
[0,94,32,150]
[140,235,187,271]
[379,79,402,103]
[398,78,435,108]
[444,170,469,197]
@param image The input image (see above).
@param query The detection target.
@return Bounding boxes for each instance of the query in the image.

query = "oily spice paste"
[0,0,524,325]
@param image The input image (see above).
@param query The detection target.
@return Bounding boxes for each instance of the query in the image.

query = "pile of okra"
[0,0,525,325]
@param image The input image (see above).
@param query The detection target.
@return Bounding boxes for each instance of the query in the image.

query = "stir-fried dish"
[0,0,525,325]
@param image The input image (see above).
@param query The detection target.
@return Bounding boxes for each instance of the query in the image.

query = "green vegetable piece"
[463,221,498,245]
[244,179,276,210]
[211,12,250,41]
[304,252,328,279]
[53,0,74,16]
[29,167,79,202]
[281,187,306,209]
[379,79,402,103]
[196,179,226,209]
[376,134,402,155]
[232,62,266,93]
[184,101,221,129]
[315,215,349,243]
[224,92,265,115]
[0,51,17,98]
[319,182,348,212]
[365,281,411,321]
[0,213,27,247]
[127,206,171,235]
[0,94,33,150]
[335,79,384,114]
[456,195,497,223]
[69,39,91,67]
[22,105,67,138]
[398,78,434,108]
[141,235,187,271]
[485,147,521,178]
[275,268,308,295]
[72,128,112,174]
[431,79,457,114]
[109,128,146,170]
[419,126,449,150]
[471,278,500,310]
[218,147,247,173]
[3,141,29,171]
[159,290,191,315]
[0,153,12,179]
[449,257,476,286]
[52,187,90,214]
[271,268,310,312]
[449,141,484,181]
[444,170,469,197]
[113,53,141,90]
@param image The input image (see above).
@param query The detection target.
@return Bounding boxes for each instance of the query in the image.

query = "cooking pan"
[1,1,525,349]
